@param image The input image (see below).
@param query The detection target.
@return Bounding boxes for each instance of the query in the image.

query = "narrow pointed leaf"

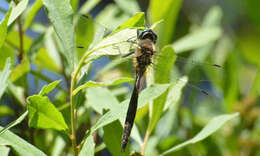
[173,27,222,53]
[39,80,62,96]
[0,126,47,156]
[114,12,145,32]
[0,111,28,136]
[79,135,95,156]
[8,0,29,25]
[0,8,12,48]
[160,113,239,155]
[23,0,43,31]
[41,0,76,69]
[148,46,176,133]
[73,77,133,96]
[0,58,12,99]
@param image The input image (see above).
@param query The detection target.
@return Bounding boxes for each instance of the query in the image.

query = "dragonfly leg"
[126,37,137,44]
[112,45,135,58]
[122,51,135,58]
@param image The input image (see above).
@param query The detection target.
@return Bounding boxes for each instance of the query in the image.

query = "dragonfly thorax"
[135,39,156,74]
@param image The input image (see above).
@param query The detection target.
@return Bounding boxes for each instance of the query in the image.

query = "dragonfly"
[78,14,223,151]
[121,29,157,150]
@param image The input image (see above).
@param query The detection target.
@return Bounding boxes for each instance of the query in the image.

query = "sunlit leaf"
[6,30,33,52]
[114,0,140,15]
[0,111,28,136]
[79,135,95,156]
[0,126,47,156]
[160,113,239,155]
[39,80,62,96]
[163,76,188,111]
[0,58,12,99]
[8,0,29,25]
[0,105,14,118]
[7,82,25,106]
[10,59,30,82]
[86,87,119,114]
[0,45,15,70]
[0,146,9,156]
[0,8,12,48]
[149,0,182,46]
[173,27,222,53]
[52,136,66,156]
[27,95,68,131]
[103,120,130,156]
[23,0,43,31]
[114,12,145,32]
[89,28,136,57]
[148,46,176,133]
[73,77,133,96]
[79,0,101,15]
[41,0,76,69]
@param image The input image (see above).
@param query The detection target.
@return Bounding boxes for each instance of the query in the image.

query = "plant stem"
[141,130,150,155]
[69,40,127,155]
[69,49,94,156]
[70,73,78,156]
[15,5,24,63]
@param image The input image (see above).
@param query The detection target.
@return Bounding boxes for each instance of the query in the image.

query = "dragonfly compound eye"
[137,29,157,44]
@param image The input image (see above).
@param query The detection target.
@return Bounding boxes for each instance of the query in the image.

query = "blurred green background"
[0,0,260,155]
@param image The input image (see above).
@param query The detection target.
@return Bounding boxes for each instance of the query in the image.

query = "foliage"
[0,0,259,155]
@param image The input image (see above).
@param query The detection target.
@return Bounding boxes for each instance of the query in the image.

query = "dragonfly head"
[137,29,157,44]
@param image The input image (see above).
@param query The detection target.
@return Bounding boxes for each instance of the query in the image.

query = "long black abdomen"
[121,75,141,151]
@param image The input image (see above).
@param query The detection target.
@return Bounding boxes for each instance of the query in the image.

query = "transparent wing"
[77,15,138,58]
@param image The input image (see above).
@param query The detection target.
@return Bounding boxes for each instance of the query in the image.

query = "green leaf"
[150,19,164,30]
[90,110,121,133]
[23,0,43,31]
[89,28,136,57]
[0,8,12,49]
[39,80,62,96]
[183,6,223,73]
[114,0,140,15]
[114,12,145,32]
[160,113,239,155]
[86,87,120,114]
[173,27,222,53]
[79,0,101,15]
[103,120,130,156]
[7,82,25,106]
[8,0,29,25]
[52,136,66,156]
[138,83,171,108]
[149,0,182,46]
[6,30,33,52]
[0,126,47,156]
[0,105,14,118]
[148,46,176,133]
[87,83,173,139]
[163,76,188,111]
[0,146,9,156]
[75,15,95,59]
[0,111,28,136]
[73,77,133,96]
[27,95,68,131]
[41,0,76,69]
[79,135,95,156]
[34,48,61,73]
[10,59,30,82]
[0,58,12,99]
[0,45,15,70]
